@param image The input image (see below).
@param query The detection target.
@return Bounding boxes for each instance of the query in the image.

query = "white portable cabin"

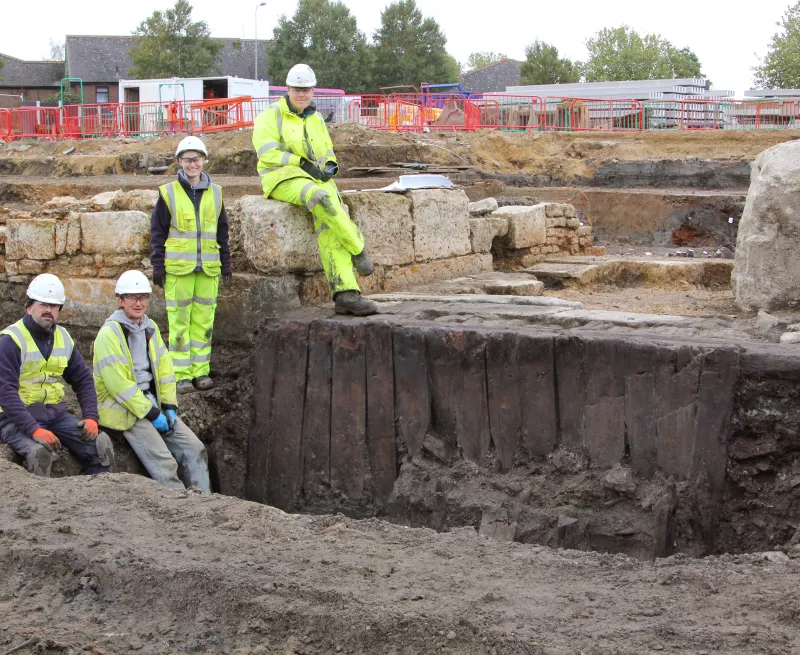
[117,76,270,135]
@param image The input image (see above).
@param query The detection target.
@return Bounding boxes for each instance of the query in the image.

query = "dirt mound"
[1,459,799,655]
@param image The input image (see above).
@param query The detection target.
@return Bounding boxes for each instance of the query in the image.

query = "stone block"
[112,189,160,213]
[577,225,593,238]
[485,278,544,296]
[80,211,150,255]
[383,253,493,290]
[46,254,97,278]
[469,216,509,253]
[5,219,56,260]
[546,216,567,228]
[238,196,321,274]
[408,189,472,262]
[564,204,576,218]
[55,215,81,256]
[545,203,565,218]
[17,260,45,275]
[0,225,6,245]
[343,192,414,266]
[88,191,119,210]
[60,278,119,327]
[494,204,546,249]
[469,197,499,216]
[566,218,581,229]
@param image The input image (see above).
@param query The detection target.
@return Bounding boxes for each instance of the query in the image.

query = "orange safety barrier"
[187,96,252,133]
[7,107,60,140]
[471,94,542,130]
[0,109,11,142]
[566,98,643,131]
[345,94,387,128]
[118,101,180,137]
[757,99,800,130]
[61,103,121,139]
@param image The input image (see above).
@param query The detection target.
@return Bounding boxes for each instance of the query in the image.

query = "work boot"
[352,248,374,277]
[26,445,54,477]
[194,376,214,391]
[177,380,195,395]
[94,432,116,471]
[334,291,379,316]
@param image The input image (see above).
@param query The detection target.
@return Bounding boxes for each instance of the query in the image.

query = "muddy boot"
[26,445,54,477]
[334,291,379,316]
[194,376,214,391]
[94,432,116,472]
[352,248,374,277]
[177,380,195,395]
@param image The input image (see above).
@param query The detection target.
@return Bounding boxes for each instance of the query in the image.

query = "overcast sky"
[3,0,793,96]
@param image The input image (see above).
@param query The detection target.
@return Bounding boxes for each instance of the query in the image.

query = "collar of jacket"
[282,94,317,118]
[177,169,211,191]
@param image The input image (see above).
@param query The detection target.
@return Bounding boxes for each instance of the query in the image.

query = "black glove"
[152,272,165,288]
[323,161,339,178]
[300,159,324,180]
[222,272,233,285]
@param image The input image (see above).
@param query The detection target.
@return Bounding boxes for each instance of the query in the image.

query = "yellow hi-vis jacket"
[0,319,73,411]
[93,319,177,431]
[252,96,338,198]
[158,180,223,277]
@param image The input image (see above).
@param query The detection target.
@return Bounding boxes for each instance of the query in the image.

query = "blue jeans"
[0,406,113,477]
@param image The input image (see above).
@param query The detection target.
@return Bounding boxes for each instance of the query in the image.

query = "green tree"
[371,0,460,90]
[267,0,373,93]
[128,0,222,78]
[753,1,800,88]
[464,51,507,73]
[583,25,703,82]
[519,40,581,85]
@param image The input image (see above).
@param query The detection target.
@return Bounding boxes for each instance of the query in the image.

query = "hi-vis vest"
[252,96,338,198]
[0,319,74,411]
[93,320,177,431]
[159,181,222,277]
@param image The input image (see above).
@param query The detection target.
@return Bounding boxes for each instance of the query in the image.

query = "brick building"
[0,54,63,108]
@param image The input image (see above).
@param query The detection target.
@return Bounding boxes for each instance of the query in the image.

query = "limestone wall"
[0,187,597,338]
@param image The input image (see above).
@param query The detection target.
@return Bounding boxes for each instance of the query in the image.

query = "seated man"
[252,63,378,316]
[93,270,210,492]
[0,274,114,476]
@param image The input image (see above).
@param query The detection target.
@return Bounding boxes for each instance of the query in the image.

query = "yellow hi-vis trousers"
[269,177,365,297]
[165,271,219,381]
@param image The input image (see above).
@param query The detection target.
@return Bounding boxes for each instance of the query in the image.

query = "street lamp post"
[254,1,267,80]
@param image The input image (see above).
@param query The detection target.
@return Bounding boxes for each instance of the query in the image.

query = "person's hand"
[300,159,324,180]
[165,409,177,430]
[79,419,99,440]
[151,412,170,433]
[222,272,233,285]
[152,272,165,288]
[32,428,61,450]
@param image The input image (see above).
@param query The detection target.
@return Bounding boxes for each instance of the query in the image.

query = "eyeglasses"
[179,156,204,164]
[288,87,314,94]
[123,295,150,303]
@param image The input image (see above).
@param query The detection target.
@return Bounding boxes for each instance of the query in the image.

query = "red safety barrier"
[757,99,800,130]
[60,103,121,139]
[0,109,11,142]
[7,107,60,140]
[345,94,388,128]
[564,98,643,131]
[118,101,180,137]
[471,94,542,130]
[187,96,252,133]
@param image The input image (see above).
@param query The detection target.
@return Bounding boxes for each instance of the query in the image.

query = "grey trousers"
[123,417,210,493]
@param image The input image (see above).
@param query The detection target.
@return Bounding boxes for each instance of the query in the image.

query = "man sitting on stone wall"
[0,274,114,477]
[93,270,210,493]
[252,63,378,316]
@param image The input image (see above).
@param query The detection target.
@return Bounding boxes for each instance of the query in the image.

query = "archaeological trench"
[2,129,800,567]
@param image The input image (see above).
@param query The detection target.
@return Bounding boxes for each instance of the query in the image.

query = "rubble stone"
[733,141,800,310]
[80,211,150,255]
[343,192,414,266]
[494,204,547,249]
[469,216,509,253]
[42,196,79,210]
[469,197,498,216]
[89,191,118,210]
[112,189,160,213]
[5,219,56,260]
[408,189,472,262]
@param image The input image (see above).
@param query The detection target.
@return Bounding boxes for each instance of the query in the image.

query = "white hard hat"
[286,63,317,88]
[175,136,208,159]
[115,270,153,295]
[27,274,66,305]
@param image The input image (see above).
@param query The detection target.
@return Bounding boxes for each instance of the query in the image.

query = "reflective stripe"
[314,223,329,236]
[258,166,281,176]
[55,327,74,360]
[93,353,129,375]
[299,182,316,205]
[165,297,193,309]
[26,375,46,384]
[168,228,215,240]
[326,149,335,158]
[50,348,70,358]
[99,399,124,410]
[114,383,139,404]
[190,353,211,364]
[307,189,328,211]
[170,343,191,353]
[190,339,212,349]
[4,324,27,372]
[171,357,191,368]
[257,141,281,157]
[192,296,215,306]
[23,351,44,362]
[275,106,284,145]
[212,184,222,219]
[165,183,178,229]
[280,151,292,166]
[159,375,176,385]
[165,252,220,261]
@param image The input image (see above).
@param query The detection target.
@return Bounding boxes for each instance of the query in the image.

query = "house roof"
[0,53,63,87]
[65,35,273,83]
[462,58,523,77]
